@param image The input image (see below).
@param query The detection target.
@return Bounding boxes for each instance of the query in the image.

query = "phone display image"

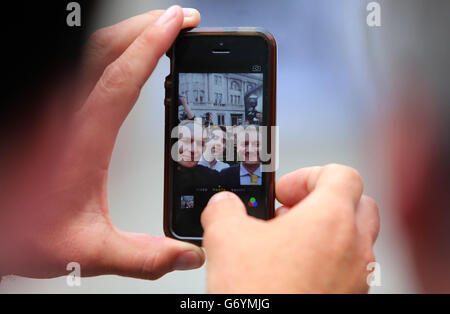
[171,73,267,238]
[178,73,263,126]
[180,195,194,209]
[164,29,276,242]
[178,72,264,186]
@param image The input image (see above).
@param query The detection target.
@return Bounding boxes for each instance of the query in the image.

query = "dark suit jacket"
[177,164,221,188]
[219,165,241,187]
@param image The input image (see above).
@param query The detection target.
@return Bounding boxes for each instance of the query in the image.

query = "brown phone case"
[163,28,277,246]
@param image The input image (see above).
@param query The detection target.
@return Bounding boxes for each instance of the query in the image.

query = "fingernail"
[208,191,240,206]
[276,207,289,216]
[174,251,203,270]
[155,5,179,26]
[183,8,193,17]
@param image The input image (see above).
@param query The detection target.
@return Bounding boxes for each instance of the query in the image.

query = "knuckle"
[140,251,164,280]
[146,10,165,20]
[325,163,362,182]
[325,163,364,192]
[87,28,113,55]
[138,27,158,49]
[346,167,363,186]
[100,58,132,92]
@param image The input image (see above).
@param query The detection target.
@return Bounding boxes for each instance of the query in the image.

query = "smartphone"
[164,28,277,245]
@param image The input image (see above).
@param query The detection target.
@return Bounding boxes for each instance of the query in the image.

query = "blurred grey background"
[3,0,448,293]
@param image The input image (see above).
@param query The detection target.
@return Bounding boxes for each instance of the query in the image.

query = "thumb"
[201,192,247,230]
[98,230,205,280]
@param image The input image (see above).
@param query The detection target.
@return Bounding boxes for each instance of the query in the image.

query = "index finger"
[80,8,200,98]
[76,6,189,156]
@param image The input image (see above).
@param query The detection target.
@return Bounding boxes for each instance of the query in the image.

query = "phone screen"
[165,31,276,241]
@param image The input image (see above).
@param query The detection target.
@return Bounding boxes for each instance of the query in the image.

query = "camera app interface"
[173,73,267,237]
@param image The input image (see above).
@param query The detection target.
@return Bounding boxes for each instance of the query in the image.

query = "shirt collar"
[240,164,261,177]
[198,155,209,167]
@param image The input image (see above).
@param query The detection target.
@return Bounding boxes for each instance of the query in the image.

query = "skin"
[0,6,380,293]
[237,127,261,173]
[0,6,205,280]
[177,122,204,169]
[256,112,263,122]
[202,165,380,293]
[203,129,226,165]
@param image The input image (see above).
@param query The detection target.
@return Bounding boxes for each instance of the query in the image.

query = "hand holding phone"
[0,6,206,281]
[201,165,380,293]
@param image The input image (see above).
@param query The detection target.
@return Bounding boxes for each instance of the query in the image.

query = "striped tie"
[250,174,258,185]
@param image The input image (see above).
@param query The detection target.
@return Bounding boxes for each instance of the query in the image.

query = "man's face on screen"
[207,129,226,157]
[177,125,203,168]
[237,129,260,165]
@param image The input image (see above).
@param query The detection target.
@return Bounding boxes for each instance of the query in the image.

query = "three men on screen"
[176,121,263,188]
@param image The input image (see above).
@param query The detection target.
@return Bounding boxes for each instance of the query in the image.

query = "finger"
[79,10,164,98]
[275,205,290,217]
[79,5,185,137]
[298,164,364,212]
[98,231,205,280]
[201,192,247,230]
[276,166,323,207]
[277,164,364,210]
[356,195,380,245]
[80,8,200,97]
[316,164,364,208]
